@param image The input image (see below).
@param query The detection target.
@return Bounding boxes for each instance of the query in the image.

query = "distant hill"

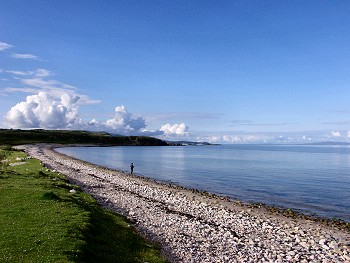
[0,129,168,146]
[306,141,350,146]
[167,140,219,146]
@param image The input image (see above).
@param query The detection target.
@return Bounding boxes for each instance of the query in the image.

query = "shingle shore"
[21,144,350,262]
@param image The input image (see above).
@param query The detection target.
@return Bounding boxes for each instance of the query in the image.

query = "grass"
[0,147,167,263]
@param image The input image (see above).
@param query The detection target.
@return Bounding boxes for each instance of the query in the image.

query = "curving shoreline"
[20,144,350,262]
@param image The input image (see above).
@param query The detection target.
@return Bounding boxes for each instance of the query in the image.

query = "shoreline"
[54,144,350,228]
[19,144,350,262]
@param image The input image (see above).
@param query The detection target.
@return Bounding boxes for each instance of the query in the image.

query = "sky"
[1,1,350,143]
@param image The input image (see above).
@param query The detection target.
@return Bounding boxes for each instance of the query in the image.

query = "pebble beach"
[21,144,350,263]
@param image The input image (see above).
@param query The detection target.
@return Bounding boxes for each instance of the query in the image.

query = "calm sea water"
[57,144,350,221]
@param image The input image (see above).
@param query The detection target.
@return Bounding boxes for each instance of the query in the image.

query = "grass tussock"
[0,147,167,263]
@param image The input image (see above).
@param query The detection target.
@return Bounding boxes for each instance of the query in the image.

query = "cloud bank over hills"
[3,86,350,144]
[4,91,187,138]
[1,41,350,144]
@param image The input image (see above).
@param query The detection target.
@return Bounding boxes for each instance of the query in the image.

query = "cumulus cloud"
[4,90,349,144]
[0,42,12,51]
[3,89,189,138]
[88,118,99,126]
[160,123,189,136]
[104,105,147,134]
[5,92,80,129]
[11,53,38,59]
[79,105,163,136]
[331,131,341,137]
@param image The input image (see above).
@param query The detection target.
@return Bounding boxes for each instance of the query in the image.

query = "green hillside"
[0,129,168,146]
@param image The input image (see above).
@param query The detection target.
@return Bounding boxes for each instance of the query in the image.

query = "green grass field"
[0,147,166,263]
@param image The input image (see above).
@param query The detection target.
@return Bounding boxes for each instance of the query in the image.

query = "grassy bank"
[0,147,166,262]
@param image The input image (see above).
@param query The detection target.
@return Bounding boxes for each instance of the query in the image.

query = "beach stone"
[322,244,329,250]
[319,239,327,245]
[329,241,338,249]
[300,242,310,249]
[22,144,350,263]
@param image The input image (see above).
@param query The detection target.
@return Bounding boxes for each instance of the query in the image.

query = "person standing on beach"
[130,162,134,174]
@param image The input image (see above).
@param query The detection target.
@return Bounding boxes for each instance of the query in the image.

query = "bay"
[56,144,350,222]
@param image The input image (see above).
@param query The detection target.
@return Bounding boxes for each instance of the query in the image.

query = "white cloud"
[331,131,341,137]
[11,53,38,59]
[1,72,100,105]
[160,123,189,136]
[88,118,99,126]
[104,105,147,134]
[4,92,188,137]
[302,135,312,141]
[22,77,97,102]
[221,134,270,143]
[22,77,75,91]
[18,77,85,102]
[3,70,32,76]
[3,68,52,77]
[6,90,349,145]
[203,135,222,143]
[5,92,80,129]
[0,42,12,51]
[75,94,101,105]
[81,106,150,135]
[192,132,331,144]
[33,68,52,77]
[3,87,40,94]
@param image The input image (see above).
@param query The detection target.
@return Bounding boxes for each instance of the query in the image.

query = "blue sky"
[1,1,350,143]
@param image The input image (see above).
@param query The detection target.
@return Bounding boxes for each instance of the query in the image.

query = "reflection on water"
[57,144,350,221]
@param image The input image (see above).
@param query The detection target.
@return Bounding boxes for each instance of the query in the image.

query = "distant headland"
[0,128,217,147]
[0,128,167,146]
[305,141,350,146]
[166,140,220,146]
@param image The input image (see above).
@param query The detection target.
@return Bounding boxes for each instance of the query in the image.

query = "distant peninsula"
[306,141,350,146]
[166,140,220,146]
[0,129,168,146]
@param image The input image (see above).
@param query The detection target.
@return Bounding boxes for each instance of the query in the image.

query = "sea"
[56,144,350,222]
